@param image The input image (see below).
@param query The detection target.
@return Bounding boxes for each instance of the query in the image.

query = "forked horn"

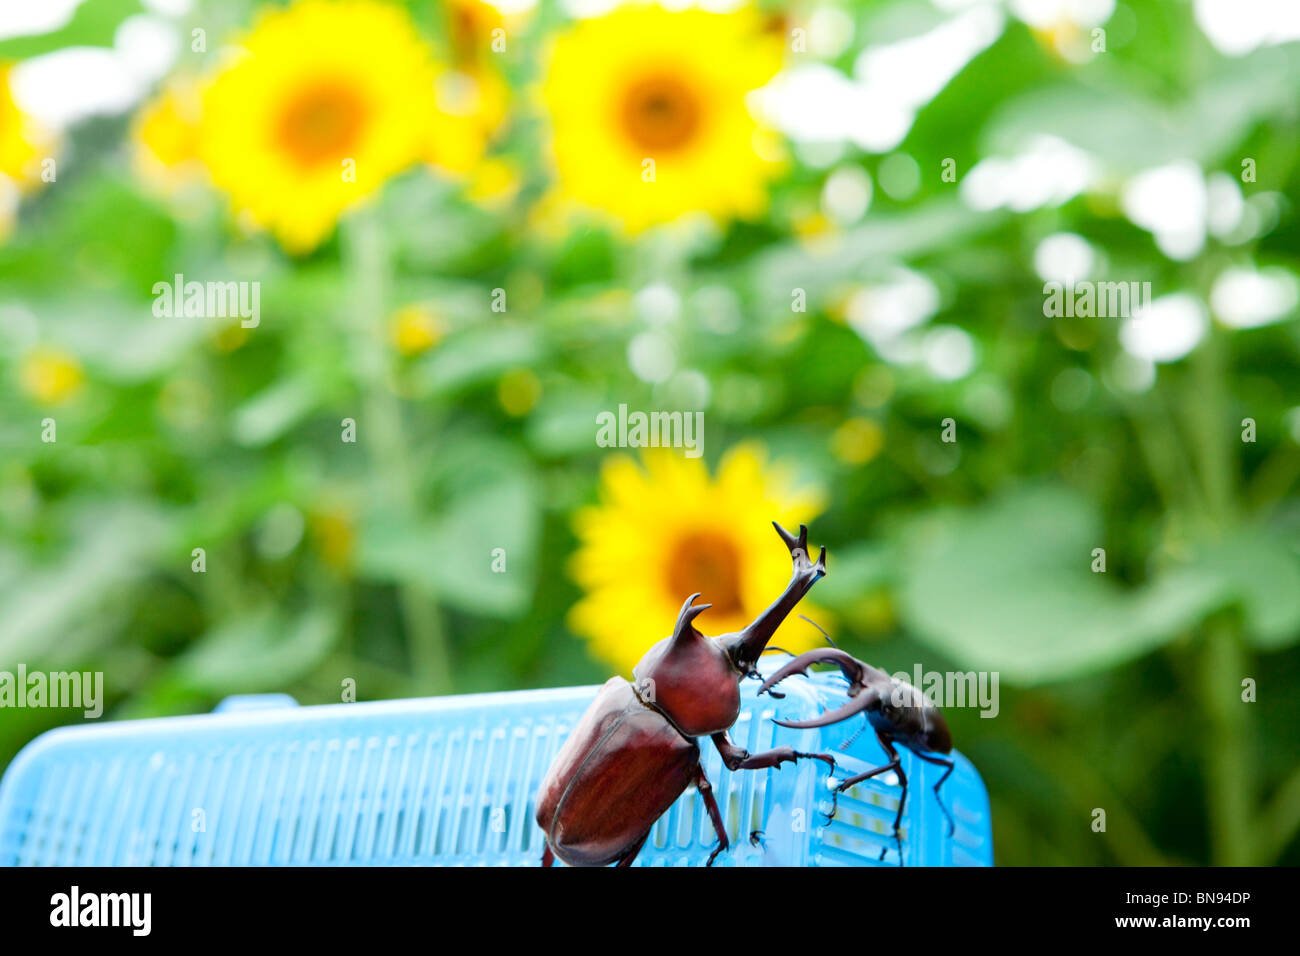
[772,521,807,554]
[771,692,877,730]
[724,523,827,670]
[758,647,877,729]
[671,592,712,642]
[772,521,828,576]
[758,647,865,696]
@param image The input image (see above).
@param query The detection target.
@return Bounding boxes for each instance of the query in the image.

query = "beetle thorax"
[632,630,741,737]
[873,677,952,754]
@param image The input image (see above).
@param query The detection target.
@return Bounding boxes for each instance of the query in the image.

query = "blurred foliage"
[0,0,1298,867]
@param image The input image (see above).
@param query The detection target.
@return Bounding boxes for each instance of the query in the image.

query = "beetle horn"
[671,593,712,642]
[772,521,807,553]
[760,647,878,729]
[723,523,827,669]
[772,691,878,729]
[757,647,866,697]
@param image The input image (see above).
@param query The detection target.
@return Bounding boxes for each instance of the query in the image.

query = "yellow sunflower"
[389,302,446,356]
[569,443,829,674]
[0,64,50,187]
[426,69,508,176]
[541,3,785,232]
[132,76,204,193]
[19,348,84,405]
[0,63,53,238]
[424,0,512,175]
[199,0,469,252]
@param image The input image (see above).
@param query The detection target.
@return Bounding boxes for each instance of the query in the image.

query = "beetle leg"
[695,766,730,867]
[831,753,902,792]
[541,844,554,868]
[915,751,956,836]
[711,731,836,773]
[614,830,650,868]
[886,745,906,864]
[832,734,906,863]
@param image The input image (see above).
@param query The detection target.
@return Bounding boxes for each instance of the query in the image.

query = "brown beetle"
[536,521,835,867]
[759,645,955,858]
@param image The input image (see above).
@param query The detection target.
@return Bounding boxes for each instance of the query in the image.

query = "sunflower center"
[620,73,702,152]
[666,531,744,618]
[275,82,368,167]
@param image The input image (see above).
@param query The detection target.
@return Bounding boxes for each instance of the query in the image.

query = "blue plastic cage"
[0,656,993,866]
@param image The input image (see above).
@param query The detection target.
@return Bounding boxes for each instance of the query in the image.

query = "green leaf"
[0,501,171,666]
[0,0,143,59]
[525,392,608,456]
[356,441,541,616]
[892,486,1225,685]
[411,323,542,396]
[1171,527,1300,651]
[814,542,896,611]
[15,298,207,382]
[749,199,1004,317]
[231,377,321,447]
[173,607,339,694]
[424,477,540,614]
[983,46,1300,173]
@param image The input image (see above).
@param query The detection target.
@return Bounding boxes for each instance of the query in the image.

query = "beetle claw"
[824,787,841,824]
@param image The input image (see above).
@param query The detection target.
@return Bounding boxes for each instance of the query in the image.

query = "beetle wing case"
[535,678,699,866]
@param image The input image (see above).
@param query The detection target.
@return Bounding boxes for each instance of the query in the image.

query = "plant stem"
[1120,390,1198,515]
[1188,329,1236,527]
[343,207,452,694]
[1200,618,1252,864]
[1029,734,1172,866]
[1189,329,1253,864]
[1257,763,1300,865]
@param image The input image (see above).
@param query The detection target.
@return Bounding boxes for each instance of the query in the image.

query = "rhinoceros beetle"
[536,521,836,867]
[759,645,956,859]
